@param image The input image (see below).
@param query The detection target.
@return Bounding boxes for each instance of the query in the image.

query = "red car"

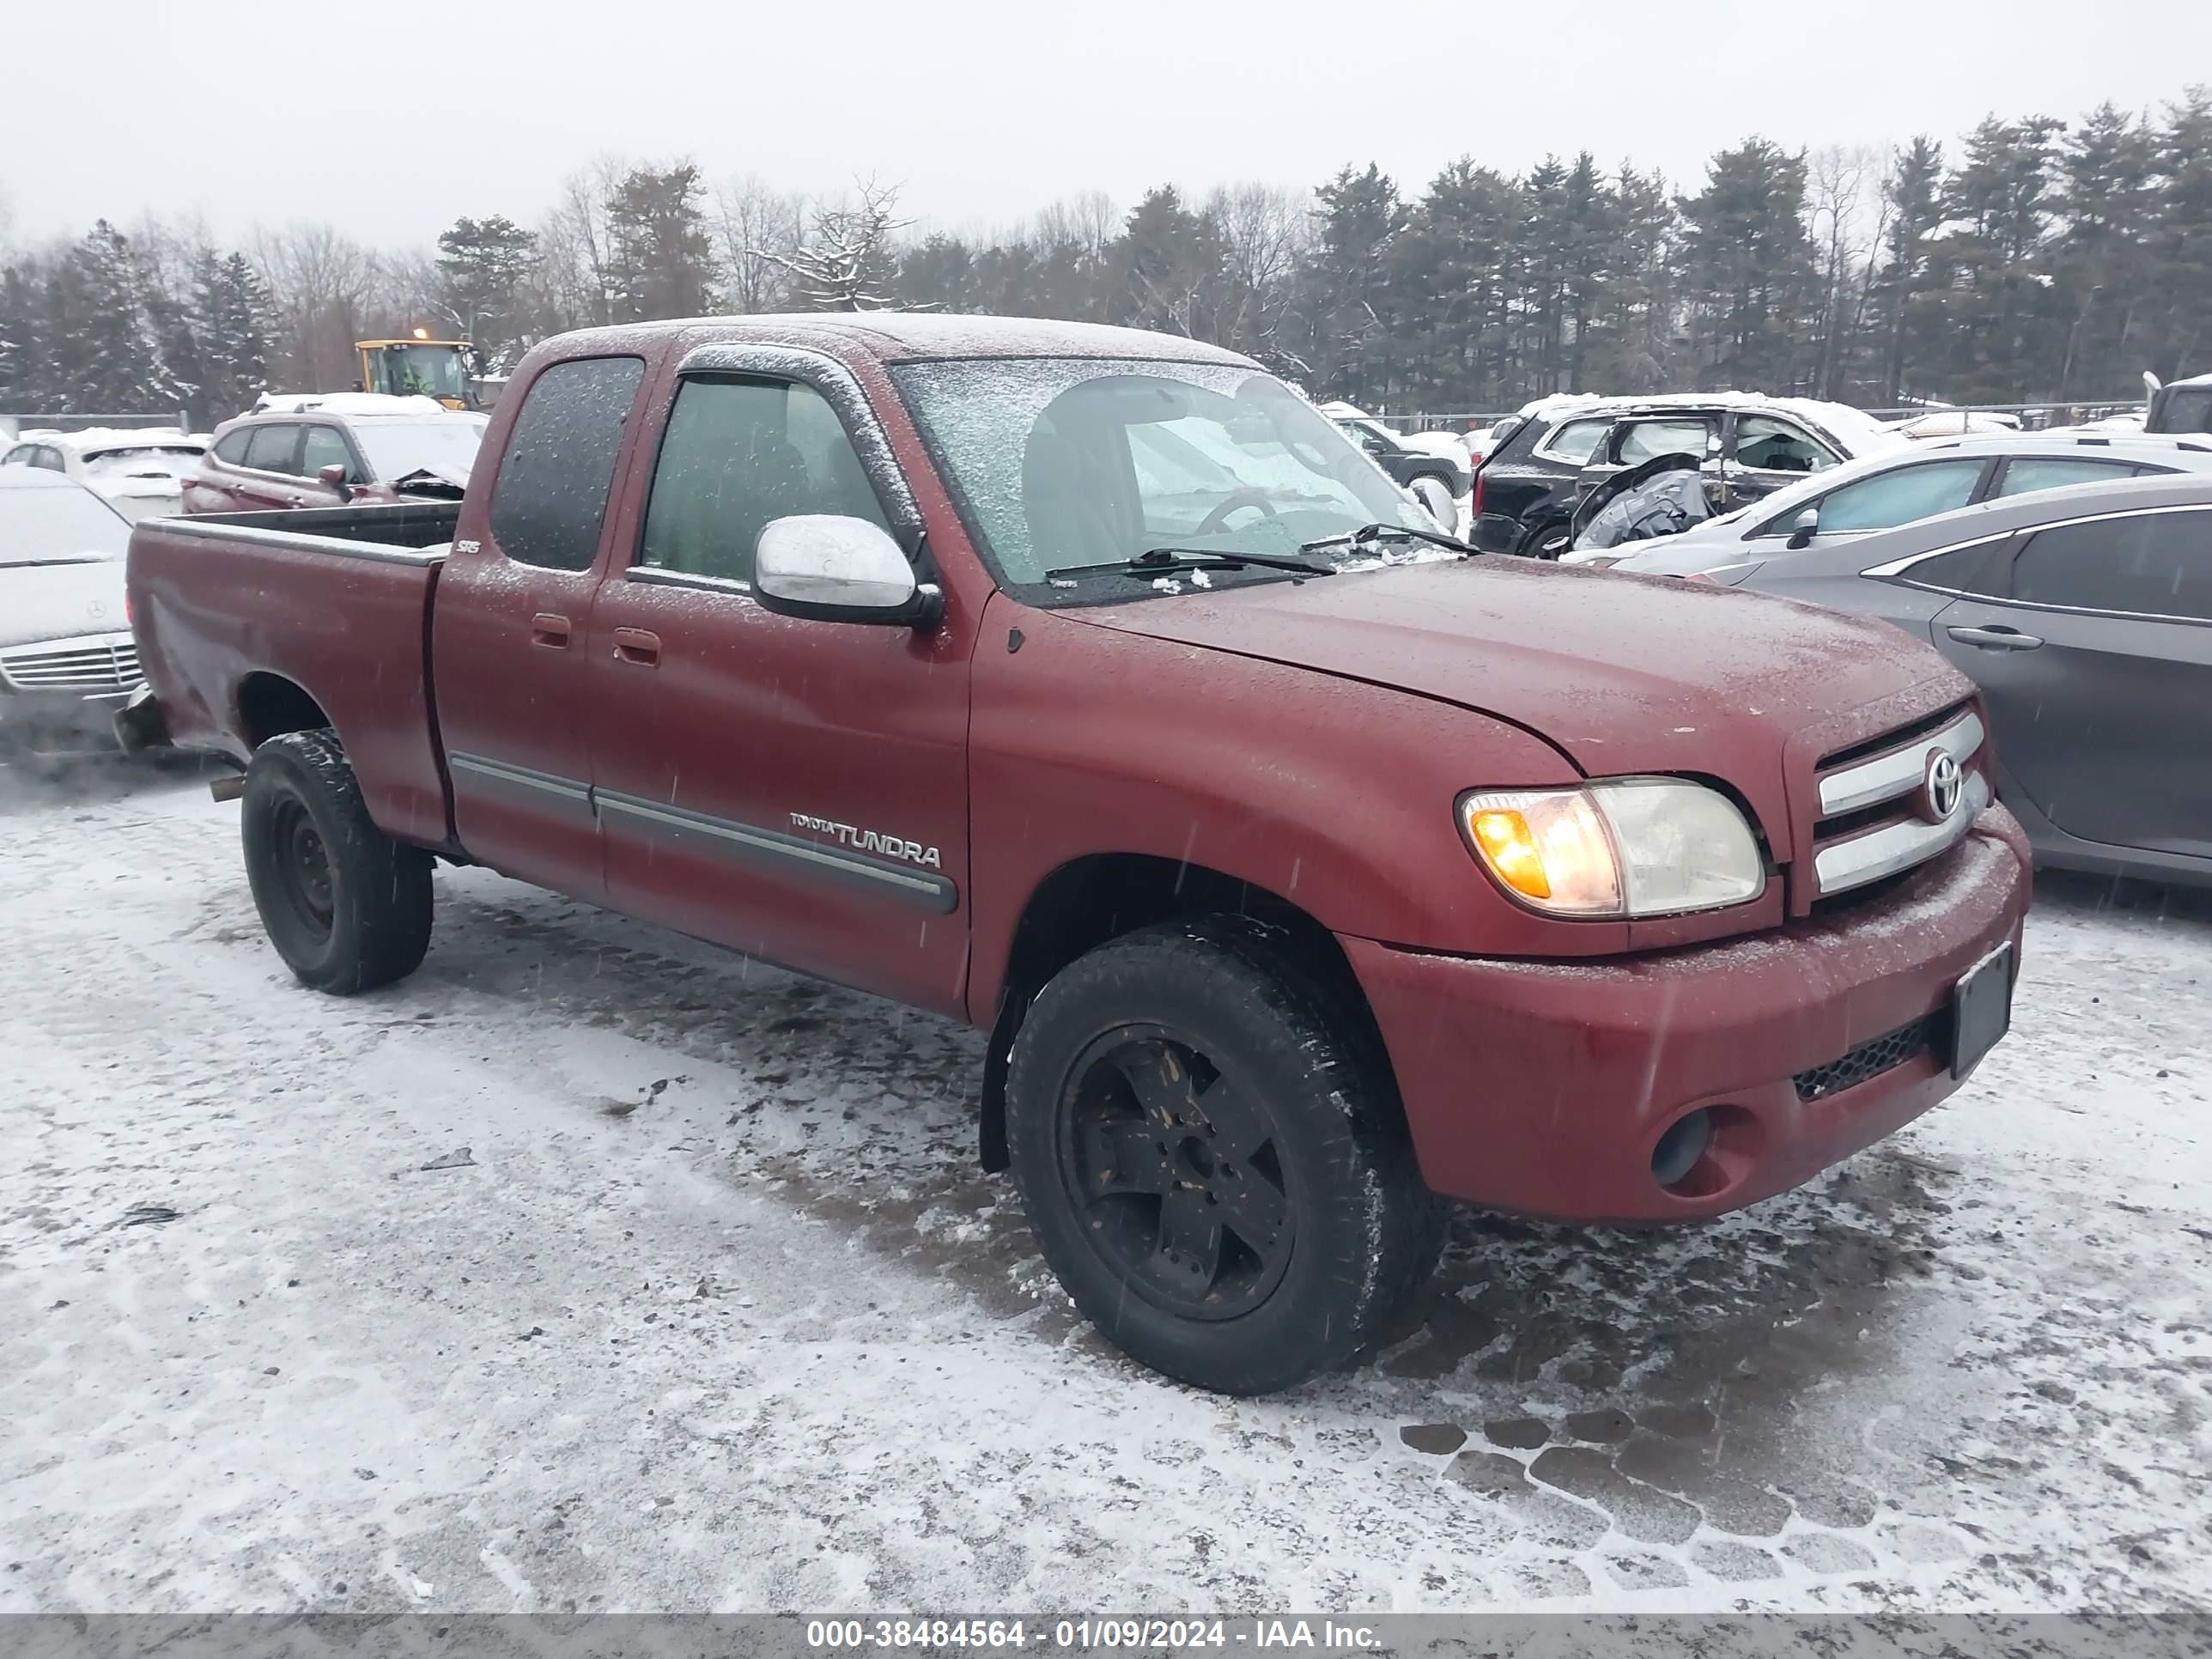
[121,315,2030,1394]
[185,396,483,514]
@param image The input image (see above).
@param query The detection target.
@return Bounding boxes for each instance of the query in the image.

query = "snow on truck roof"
[544,312,1256,367]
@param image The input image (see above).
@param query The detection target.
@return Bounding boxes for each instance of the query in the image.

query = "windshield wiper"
[1298,521,1481,557]
[1045,546,1335,581]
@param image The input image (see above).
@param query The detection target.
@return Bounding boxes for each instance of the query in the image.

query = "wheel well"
[976,854,1386,1171]
[236,673,331,751]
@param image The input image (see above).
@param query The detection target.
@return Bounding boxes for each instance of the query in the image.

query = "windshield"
[350,421,483,483]
[890,358,1431,598]
[0,483,131,564]
[376,344,470,402]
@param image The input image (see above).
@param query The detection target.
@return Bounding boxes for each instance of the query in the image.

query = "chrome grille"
[1809,708,1986,899]
[1793,1012,1942,1102]
[0,635,140,695]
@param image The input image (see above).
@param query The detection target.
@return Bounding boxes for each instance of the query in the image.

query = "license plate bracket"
[1950,942,2014,1080]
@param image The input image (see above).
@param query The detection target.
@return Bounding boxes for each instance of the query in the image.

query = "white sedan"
[2,427,207,523]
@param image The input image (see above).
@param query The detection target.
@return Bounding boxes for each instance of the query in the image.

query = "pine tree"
[1675,141,1820,392]
[61,221,185,414]
[436,215,539,368]
[190,251,273,422]
[2148,85,2212,382]
[1114,185,1221,337]
[605,164,718,321]
[1928,116,2067,400]
[2053,104,2159,398]
[1304,165,1407,405]
[1870,137,1946,402]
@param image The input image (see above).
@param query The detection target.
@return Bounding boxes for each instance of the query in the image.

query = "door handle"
[612,627,661,667]
[1946,624,2043,651]
[530,613,573,648]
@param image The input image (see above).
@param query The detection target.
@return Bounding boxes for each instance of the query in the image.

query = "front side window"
[1992,457,2141,499]
[890,357,1429,599]
[244,423,300,475]
[1734,415,1836,474]
[637,376,890,586]
[2010,508,2212,620]
[1812,459,1984,534]
[488,356,645,572]
[299,425,355,481]
[1614,418,1713,465]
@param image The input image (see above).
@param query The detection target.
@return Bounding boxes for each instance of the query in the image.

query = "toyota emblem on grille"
[1920,749,1964,823]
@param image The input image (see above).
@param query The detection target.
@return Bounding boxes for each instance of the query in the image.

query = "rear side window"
[637,376,890,586]
[489,356,646,571]
[1534,416,1609,464]
[1811,459,1984,534]
[244,424,299,475]
[1615,418,1712,465]
[2011,508,2212,620]
[1893,536,2011,598]
[213,428,252,465]
[1992,457,2141,498]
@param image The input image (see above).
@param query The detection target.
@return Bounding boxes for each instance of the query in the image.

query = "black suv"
[1468,398,1881,557]
[1325,407,1472,526]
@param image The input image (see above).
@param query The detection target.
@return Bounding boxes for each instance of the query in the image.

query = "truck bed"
[128,503,461,849]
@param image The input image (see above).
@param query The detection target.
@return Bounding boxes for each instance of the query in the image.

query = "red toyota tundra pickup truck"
[121,314,2029,1394]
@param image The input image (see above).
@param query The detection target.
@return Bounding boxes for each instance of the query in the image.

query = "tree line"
[2,84,2205,430]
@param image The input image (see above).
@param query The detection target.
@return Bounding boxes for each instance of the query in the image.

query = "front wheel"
[1005,919,1445,1395]
[240,728,433,994]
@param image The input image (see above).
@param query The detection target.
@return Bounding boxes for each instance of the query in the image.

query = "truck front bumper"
[1340,806,2032,1224]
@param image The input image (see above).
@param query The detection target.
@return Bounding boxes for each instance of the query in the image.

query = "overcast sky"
[9,0,2212,251]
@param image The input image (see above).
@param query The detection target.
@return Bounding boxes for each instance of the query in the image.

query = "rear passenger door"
[583,351,971,1017]
[234,423,309,509]
[1926,505,2212,859]
[431,353,650,902]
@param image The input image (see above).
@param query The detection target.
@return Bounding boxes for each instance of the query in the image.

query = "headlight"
[1458,779,1765,918]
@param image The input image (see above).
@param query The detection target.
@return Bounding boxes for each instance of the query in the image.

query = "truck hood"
[0,558,130,651]
[1072,556,1964,782]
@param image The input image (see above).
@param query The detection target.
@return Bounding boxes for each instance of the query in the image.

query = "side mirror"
[1785,507,1820,550]
[1362,436,1391,457]
[755,514,941,629]
[317,463,350,489]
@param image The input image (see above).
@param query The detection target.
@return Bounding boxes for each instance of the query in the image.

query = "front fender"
[963,595,1598,1025]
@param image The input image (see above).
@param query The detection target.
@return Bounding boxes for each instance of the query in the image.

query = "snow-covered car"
[1,428,207,524]
[1469,390,1905,557]
[1565,430,2212,567]
[1889,409,2023,441]
[188,398,485,513]
[0,469,138,753]
[1319,401,1470,529]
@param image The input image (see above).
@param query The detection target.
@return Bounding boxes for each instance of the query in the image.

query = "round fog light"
[1651,1109,1713,1190]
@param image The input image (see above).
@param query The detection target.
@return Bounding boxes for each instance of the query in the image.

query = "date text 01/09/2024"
[803,1619,1383,1650]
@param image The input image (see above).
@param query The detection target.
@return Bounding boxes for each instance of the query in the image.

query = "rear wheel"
[240,729,432,994]
[1521,520,1572,560]
[1006,918,1445,1395]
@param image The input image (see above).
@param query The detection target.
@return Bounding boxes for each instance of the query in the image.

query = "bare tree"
[756,178,913,312]
[1807,143,1881,398]
[537,157,628,331]
[254,223,382,390]
[1205,181,1311,357]
[713,173,805,313]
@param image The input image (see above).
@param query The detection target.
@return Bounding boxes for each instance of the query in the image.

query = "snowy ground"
[2,758,2208,1618]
